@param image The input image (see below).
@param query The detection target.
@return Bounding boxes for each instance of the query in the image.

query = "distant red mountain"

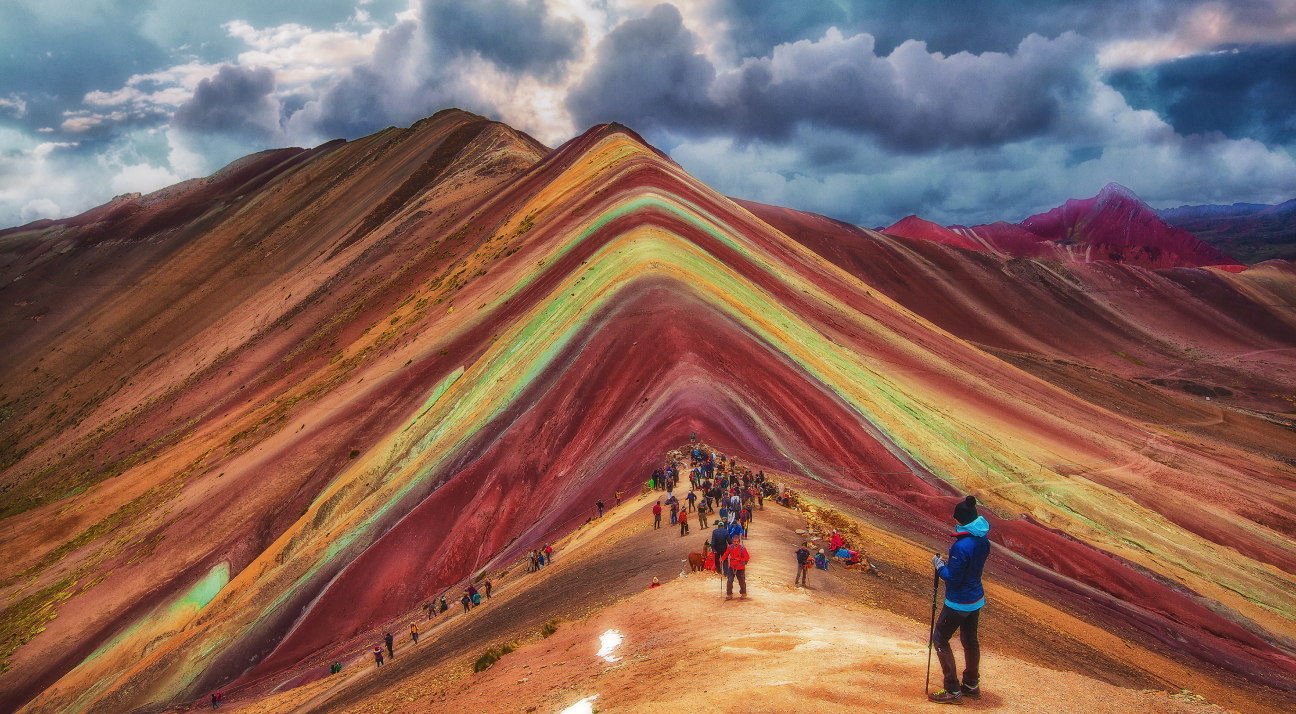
[884,183,1243,269]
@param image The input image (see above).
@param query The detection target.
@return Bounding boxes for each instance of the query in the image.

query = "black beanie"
[953,495,979,525]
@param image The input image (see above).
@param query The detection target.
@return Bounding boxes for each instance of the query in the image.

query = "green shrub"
[473,647,501,672]
[500,640,519,655]
[540,618,563,638]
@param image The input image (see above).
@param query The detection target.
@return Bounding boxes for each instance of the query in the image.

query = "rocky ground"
[210,464,1260,714]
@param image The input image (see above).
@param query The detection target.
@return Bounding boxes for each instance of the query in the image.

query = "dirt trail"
[380,494,1227,714]
[215,465,1276,714]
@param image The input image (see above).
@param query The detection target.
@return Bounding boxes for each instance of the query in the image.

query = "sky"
[3,0,1296,230]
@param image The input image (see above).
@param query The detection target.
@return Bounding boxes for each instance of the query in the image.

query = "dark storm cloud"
[1107,44,1296,145]
[568,4,1095,153]
[172,65,280,139]
[564,5,718,134]
[423,0,584,78]
[291,19,436,140]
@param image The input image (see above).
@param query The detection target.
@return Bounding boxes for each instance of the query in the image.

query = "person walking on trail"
[653,500,662,529]
[545,543,553,564]
[794,542,812,587]
[929,496,992,705]
[384,632,395,658]
[410,621,419,644]
[615,490,623,506]
[597,500,605,518]
[373,646,384,668]
[679,509,690,535]
[724,533,750,599]
[484,579,493,599]
[669,499,679,525]
[461,593,471,613]
[710,522,730,577]
[686,489,696,511]
[440,595,449,613]
[698,500,708,530]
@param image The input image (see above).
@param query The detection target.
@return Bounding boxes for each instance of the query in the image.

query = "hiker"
[929,496,992,705]
[686,489,696,511]
[679,510,690,535]
[467,584,479,607]
[545,542,554,564]
[211,692,219,709]
[795,542,812,587]
[724,533,750,599]
[650,577,661,588]
[461,593,471,613]
[440,595,449,613]
[426,601,436,619]
[710,521,730,576]
[669,499,679,525]
[484,579,493,599]
[410,621,419,644]
[384,632,395,658]
[653,500,662,529]
[830,529,844,553]
[815,548,829,570]
[698,500,708,529]
[373,646,384,668]
[597,500,605,517]
[615,490,623,506]
[727,518,745,542]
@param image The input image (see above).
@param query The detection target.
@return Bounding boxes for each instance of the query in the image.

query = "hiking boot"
[959,684,981,700]
[928,689,963,705]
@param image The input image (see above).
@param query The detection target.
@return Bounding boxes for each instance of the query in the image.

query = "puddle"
[596,630,623,662]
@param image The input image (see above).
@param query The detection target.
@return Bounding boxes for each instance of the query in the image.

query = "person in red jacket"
[724,534,750,599]
[652,500,662,529]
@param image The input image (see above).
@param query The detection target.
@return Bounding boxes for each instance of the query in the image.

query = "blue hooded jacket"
[937,516,991,611]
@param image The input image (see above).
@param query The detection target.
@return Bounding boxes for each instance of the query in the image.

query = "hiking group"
[649,446,779,599]
[648,444,992,706]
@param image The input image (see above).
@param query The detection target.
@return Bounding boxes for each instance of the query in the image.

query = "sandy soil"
[214,473,1262,714]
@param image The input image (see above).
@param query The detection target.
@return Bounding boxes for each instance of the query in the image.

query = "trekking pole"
[925,568,940,695]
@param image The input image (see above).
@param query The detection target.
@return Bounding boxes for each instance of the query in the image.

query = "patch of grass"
[500,640,519,655]
[1113,350,1146,366]
[473,647,502,672]
[540,618,563,638]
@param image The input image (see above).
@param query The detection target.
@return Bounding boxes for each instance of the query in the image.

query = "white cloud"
[1098,0,1296,69]
[20,198,60,222]
[0,94,27,118]
[110,162,181,195]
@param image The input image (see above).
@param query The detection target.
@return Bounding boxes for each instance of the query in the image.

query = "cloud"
[565,4,718,136]
[569,7,1096,153]
[423,0,585,78]
[1107,43,1296,145]
[1098,0,1296,69]
[20,198,60,222]
[172,65,282,140]
[0,94,26,118]
[669,92,1296,229]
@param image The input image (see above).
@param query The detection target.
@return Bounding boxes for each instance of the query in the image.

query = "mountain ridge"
[2,112,1295,714]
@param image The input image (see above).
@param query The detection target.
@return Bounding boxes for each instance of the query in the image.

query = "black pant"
[932,606,980,692]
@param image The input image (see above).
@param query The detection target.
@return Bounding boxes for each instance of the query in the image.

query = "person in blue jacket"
[929,495,991,705]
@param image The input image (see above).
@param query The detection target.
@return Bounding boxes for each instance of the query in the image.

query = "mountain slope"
[1161,199,1296,264]
[0,116,1294,714]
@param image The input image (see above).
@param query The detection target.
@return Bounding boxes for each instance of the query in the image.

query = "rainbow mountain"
[1,109,1295,713]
